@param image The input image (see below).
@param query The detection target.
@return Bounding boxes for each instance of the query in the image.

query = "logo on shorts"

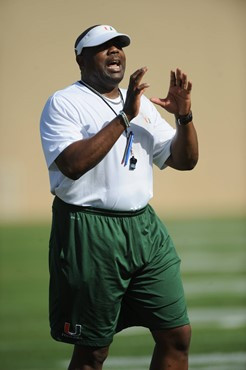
[64,322,82,337]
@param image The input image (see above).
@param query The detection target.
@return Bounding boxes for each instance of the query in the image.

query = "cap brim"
[84,32,131,48]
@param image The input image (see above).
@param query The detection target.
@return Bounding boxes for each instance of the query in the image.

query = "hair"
[74,25,100,52]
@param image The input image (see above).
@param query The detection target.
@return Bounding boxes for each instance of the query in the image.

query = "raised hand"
[150,68,192,116]
[123,67,150,121]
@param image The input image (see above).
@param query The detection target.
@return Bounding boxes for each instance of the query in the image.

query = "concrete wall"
[0,0,245,221]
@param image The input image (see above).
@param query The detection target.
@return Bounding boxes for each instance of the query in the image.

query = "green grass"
[0,216,245,370]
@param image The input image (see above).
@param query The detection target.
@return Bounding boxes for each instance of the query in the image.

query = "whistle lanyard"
[79,80,137,170]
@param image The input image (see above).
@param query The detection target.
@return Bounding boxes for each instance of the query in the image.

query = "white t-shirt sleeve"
[148,99,176,169]
[40,93,88,168]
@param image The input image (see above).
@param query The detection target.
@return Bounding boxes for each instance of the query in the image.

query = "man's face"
[79,38,126,90]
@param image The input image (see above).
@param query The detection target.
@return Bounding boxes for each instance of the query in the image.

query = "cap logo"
[75,25,130,56]
[104,26,113,31]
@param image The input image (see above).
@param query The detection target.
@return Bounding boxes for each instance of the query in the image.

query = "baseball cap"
[75,25,131,56]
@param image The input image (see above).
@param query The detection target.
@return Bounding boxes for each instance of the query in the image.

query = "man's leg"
[67,345,110,370]
[149,324,191,370]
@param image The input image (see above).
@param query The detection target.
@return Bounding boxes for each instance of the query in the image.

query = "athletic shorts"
[49,196,189,347]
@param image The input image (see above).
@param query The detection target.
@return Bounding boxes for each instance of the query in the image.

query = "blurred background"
[0,0,245,369]
[0,0,245,222]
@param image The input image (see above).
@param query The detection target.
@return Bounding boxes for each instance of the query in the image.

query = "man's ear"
[76,54,85,74]
[76,54,82,66]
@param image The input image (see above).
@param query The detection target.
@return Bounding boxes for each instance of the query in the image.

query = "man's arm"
[165,119,198,170]
[55,116,125,180]
[55,67,149,180]
[151,68,198,170]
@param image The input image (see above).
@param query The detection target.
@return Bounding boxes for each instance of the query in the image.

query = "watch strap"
[176,111,193,125]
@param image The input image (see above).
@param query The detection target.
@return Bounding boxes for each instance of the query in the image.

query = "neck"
[81,77,120,99]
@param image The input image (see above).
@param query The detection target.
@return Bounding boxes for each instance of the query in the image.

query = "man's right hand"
[123,67,149,121]
[55,67,149,180]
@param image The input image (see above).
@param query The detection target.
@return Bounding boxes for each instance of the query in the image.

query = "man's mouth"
[106,59,121,72]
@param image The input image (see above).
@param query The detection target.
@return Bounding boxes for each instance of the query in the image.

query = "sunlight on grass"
[0,216,245,369]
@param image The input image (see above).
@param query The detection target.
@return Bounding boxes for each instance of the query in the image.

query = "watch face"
[177,112,192,125]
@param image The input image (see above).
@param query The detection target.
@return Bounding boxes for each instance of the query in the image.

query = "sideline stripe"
[61,352,246,369]
[184,278,246,295]
[180,252,245,273]
[104,352,246,369]
[115,308,246,335]
[189,307,246,328]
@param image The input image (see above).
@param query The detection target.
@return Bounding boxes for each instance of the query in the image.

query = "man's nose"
[107,44,120,54]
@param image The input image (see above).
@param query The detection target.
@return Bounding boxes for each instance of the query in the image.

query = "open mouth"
[106,59,121,72]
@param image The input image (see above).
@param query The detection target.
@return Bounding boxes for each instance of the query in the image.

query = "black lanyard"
[78,80,137,170]
[79,80,124,117]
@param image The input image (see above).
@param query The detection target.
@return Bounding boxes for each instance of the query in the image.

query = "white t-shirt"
[40,82,175,211]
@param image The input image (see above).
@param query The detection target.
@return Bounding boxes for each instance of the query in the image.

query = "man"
[40,24,198,370]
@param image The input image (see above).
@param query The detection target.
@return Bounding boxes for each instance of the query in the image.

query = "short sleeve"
[40,94,86,168]
[148,100,176,169]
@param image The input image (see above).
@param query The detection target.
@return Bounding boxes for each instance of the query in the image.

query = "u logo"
[64,322,82,337]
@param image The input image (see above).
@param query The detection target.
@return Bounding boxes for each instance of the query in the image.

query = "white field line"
[62,352,246,369]
[104,352,246,369]
[180,252,245,273]
[115,307,246,336]
[189,307,246,328]
[184,278,246,295]
[172,233,246,249]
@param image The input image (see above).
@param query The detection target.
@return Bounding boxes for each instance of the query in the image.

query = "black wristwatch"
[176,111,193,125]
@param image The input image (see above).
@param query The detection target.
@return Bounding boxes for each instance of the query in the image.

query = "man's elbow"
[59,165,83,180]
[181,154,199,171]
[165,152,199,171]
[55,158,85,180]
[65,170,82,180]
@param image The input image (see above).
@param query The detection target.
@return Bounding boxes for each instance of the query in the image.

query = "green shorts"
[49,196,189,347]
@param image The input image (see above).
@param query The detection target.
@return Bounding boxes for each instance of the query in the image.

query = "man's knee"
[90,346,109,364]
[70,344,109,368]
[151,324,191,353]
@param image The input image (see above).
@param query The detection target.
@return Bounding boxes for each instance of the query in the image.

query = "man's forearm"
[55,116,126,180]
[165,120,198,170]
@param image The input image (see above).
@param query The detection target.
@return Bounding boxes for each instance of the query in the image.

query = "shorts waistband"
[53,196,148,217]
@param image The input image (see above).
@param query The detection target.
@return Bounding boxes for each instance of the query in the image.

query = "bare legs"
[67,324,191,370]
[149,324,191,370]
[67,345,109,370]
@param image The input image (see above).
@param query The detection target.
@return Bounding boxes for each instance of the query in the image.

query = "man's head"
[75,25,131,92]
[74,25,130,57]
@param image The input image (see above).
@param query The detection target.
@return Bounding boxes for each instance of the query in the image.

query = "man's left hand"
[150,68,192,116]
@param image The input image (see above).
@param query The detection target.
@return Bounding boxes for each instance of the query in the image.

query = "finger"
[187,80,192,93]
[130,67,148,85]
[150,97,168,107]
[130,67,147,80]
[181,73,188,89]
[176,68,182,87]
[135,82,150,95]
[170,70,176,87]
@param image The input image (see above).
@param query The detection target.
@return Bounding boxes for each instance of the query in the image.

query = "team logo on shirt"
[64,322,82,337]
[144,116,151,124]
[140,113,151,124]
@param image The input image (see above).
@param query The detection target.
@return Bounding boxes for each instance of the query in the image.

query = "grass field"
[0,216,245,370]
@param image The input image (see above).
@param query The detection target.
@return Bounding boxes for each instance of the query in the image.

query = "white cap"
[75,25,131,56]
